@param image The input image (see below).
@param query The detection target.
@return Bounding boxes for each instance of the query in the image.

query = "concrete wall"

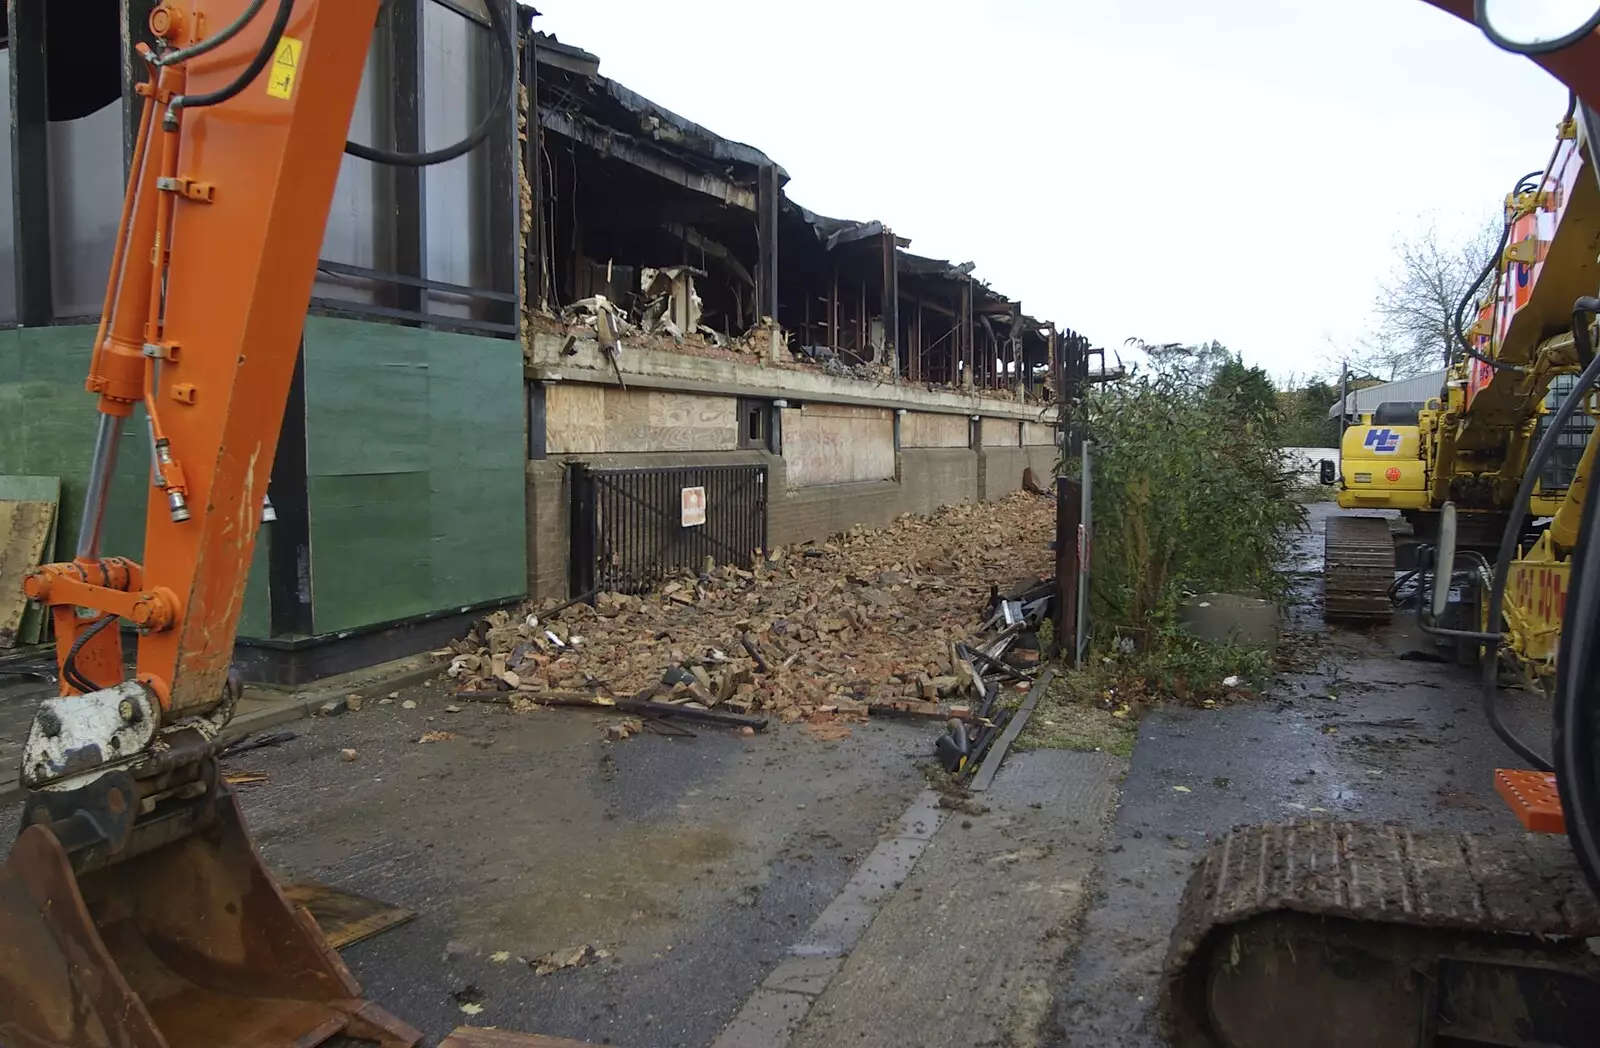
[527,439,1028,600]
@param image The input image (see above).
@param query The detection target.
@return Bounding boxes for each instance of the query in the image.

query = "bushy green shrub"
[1076,359,1303,642]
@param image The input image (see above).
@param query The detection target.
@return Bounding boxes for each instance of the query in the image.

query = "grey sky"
[533,2,1569,382]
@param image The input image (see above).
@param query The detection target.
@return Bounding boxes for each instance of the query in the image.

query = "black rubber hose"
[1482,325,1600,770]
[1575,297,1600,367]
[171,0,296,112]
[62,614,117,694]
[1555,431,1600,898]
[156,0,268,67]
[1449,92,1572,372]
[1450,168,1546,375]
[344,0,512,167]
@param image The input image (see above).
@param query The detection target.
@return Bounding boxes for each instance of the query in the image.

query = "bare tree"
[1343,331,1421,383]
[1366,215,1501,375]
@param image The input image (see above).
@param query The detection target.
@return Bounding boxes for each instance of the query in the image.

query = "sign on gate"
[681,485,707,527]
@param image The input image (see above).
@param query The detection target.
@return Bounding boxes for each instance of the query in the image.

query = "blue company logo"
[1363,428,1402,454]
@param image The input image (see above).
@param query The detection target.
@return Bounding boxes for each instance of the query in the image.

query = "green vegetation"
[1084,345,1303,632]
[1026,343,1306,753]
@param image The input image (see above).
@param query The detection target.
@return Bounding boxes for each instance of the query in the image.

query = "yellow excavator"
[1164,5,1600,1047]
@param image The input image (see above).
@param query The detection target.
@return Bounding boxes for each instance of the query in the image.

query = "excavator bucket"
[0,784,421,1048]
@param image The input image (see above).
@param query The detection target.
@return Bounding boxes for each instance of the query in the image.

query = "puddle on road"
[451,822,739,959]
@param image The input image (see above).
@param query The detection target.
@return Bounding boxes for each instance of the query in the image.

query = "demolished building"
[0,4,1084,682]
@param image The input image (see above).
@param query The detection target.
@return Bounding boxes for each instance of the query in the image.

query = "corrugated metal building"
[1328,370,1447,418]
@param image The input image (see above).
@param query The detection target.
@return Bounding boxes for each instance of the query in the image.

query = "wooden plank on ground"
[281,880,415,949]
[0,477,60,648]
[441,1028,596,1047]
[970,666,1054,793]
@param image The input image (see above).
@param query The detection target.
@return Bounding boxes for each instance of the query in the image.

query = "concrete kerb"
[0,654,444,806]
[711,788,947,1048]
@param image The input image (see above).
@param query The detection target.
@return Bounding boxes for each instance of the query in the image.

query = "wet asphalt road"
[1049,503,1553,1047]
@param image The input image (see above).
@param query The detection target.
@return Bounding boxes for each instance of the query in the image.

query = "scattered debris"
[451,985,484,1014]
[223,771,269,786]
[401,699,418,710]
[489,951,511,963]
[605,718,645,741]
[444,704,462,713]
[440,494,1054,733]
[338,748,358,762]
[1172,785,1192,793]
[318,699,347,717]
[418,730,458,744]
[532,944,597,976]
[219,730,297,758]
[346,694,364,712]
[803,718,853,742]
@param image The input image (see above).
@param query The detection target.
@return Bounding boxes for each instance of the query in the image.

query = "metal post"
[1076,440,1093,667]
[76,413,124,559]
[1339,362,1350,440]
[756,164,780,322]
[10,0,52,325]
[881,228,898,380]
[392,0,426,319]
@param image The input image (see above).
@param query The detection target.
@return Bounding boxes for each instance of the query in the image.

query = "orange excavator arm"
[24,0,380,717]
[0,3,522,1047]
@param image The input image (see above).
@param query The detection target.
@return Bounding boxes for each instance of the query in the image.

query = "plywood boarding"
[1023,422,1058,446]
[546,386,737,455]
[982,419,1022,447]
[782,405,895,488]
[0,477,58,647]
[901,412,969,448]
[303,318,527,635]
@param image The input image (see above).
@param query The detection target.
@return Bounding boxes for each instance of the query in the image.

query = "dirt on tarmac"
[0,500,1562,1048]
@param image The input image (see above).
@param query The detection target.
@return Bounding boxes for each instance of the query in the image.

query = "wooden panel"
[281,880,414,950]
[982,419,1022,447]
[0,476,59,645]
[546,386,736,454]
[901,412,968,448]
[0,492,57,646]
[782,405,895,488]
[1022,422,1058,446]
[545,384,606,454]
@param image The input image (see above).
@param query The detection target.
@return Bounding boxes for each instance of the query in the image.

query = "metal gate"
[569,464,768,595]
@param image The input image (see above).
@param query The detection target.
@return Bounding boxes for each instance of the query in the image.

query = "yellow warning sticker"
[266,35,302,100]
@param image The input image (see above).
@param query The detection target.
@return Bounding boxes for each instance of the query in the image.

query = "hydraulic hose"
[169,0,295,113]
[62,614,117,695]
[1482,308,1600,771]
[155,0,268,67]
[344,0,513,167]
[1450,94,1577,373]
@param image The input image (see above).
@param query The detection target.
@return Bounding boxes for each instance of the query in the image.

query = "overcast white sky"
[532,2,1569,384]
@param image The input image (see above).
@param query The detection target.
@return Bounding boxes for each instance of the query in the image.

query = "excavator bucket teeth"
[0,786,421,1048]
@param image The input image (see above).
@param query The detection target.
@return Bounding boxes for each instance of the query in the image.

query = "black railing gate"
[570,463,768,595]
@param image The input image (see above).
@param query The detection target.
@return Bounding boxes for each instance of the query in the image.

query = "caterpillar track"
[1324,516,1397,623]
[1162,821,1600,1048]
